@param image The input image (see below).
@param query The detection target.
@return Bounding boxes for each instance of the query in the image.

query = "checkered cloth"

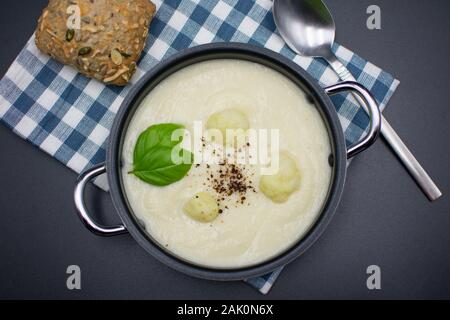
[0,0,399,294]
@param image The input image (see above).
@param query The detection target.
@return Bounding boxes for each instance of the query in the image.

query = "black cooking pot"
[74,43,381,281]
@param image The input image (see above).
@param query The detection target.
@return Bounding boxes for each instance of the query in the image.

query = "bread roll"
[35,0,156,86]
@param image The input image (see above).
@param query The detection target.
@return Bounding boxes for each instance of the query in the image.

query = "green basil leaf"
[131,123,193,186]
[133,123,184,166]
[132,147,193,186]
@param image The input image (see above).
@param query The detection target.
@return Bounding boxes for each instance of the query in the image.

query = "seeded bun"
[35,0,156,86]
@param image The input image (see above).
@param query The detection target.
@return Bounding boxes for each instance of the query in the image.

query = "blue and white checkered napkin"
[0,0,399,294]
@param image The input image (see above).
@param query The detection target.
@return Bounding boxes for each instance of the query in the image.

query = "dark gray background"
[0,0,449,299]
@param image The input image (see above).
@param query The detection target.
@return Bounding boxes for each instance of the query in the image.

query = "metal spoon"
[273,0,442,201]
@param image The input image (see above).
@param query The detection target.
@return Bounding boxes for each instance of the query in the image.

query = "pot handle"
[325,81,382,158]
[74,163,127,237]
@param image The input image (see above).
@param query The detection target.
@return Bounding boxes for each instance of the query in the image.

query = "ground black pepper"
[205,161,256,209]
[193,137,257,212]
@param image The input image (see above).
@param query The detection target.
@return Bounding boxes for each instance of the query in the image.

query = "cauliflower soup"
[121,59,333,268]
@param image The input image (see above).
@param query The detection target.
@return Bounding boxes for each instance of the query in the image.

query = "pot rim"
[106,42,347,281]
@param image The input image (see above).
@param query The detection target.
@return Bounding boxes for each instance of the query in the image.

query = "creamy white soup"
[121,59,332,268]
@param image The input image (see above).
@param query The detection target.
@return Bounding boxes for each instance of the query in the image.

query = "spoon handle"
[326,54,442,201]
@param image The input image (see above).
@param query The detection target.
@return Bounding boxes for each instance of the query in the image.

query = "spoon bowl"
[273,0,336,59]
